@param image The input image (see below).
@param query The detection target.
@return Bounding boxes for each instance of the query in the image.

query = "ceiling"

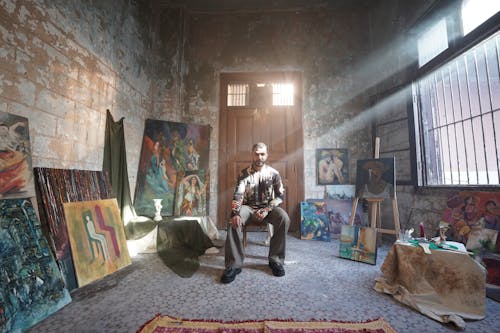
[154,0,379,13]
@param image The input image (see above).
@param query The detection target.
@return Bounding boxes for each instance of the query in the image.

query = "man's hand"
[254,207,271,222]
[231,215,242,229]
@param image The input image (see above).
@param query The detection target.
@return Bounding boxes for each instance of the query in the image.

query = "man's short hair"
[252,142,267,151]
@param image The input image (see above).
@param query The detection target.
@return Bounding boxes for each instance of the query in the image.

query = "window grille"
[413,30,500,186]
[227,83,249,106]
[272,83,294,106]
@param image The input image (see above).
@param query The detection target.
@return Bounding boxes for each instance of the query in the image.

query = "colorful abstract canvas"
[339,225,377,265]
[300,201,331,241]
[134,119,210,217]
[33,168,113,291]
[0,111,35,199]
[174,171,207,217]
[0,199,71,333]
[324,198,365,236]
[355,158,395,199]
[441,191,500,248]
[316,148,349,185]
[63,199,131,287]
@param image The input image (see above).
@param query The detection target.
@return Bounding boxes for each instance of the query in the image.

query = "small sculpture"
[153,198,163,221]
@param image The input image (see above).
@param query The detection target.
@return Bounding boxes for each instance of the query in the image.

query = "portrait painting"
[174,171,207,217]
[339,225,377,265]
[0,111,35,199]
[0,199,71,333]
[134,119,210,217]
[300,200,331,241]
[63,198,131,287]
[316,148,349,185]
[355,157,395,199]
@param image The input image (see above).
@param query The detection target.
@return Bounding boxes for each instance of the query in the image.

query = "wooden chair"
[242,220,271,247]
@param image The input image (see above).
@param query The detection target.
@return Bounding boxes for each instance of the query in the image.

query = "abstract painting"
[355,158,395,199]
[0,111,35,199]
[63,199,131,287]
[339,225,377,265]
[324,198,365,236]
[174,171,207,217]
[316,148,349,185]
[33,168,113,291]
[0,199,71,333]
[300,201,331,241]
[441,191,500,247]
[134,119,210,217]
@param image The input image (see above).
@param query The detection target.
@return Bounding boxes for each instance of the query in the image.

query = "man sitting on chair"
[220,142,290,284]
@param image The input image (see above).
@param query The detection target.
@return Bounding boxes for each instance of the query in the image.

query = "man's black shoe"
[269,261,285,277]
[220,267,241,284]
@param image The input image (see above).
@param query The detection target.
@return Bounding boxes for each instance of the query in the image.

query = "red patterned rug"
[137,314,397,333]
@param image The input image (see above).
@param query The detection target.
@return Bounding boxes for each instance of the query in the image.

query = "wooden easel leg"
[392,198,401,240]
[349,197,359,226]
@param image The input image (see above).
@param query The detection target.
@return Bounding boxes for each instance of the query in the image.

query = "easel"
[348,137,400,243]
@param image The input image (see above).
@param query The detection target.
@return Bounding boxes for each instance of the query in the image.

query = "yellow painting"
[63,198,131,287]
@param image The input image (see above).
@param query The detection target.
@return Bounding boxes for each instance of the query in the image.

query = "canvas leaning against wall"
[339,225,377,265]
[63,198,131,287]
[134,119,210,218]
[0,111,35,199]
[0,199,71,333]
[300,201,331,241]
[33,168,114,291]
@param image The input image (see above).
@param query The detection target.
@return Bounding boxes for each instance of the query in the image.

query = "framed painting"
[0,111,35,199]
[300,200,331,241]
[134,119,210,217]
[174,170,207,217]
[0,199,71,333]
[355,157,395,199]
[339,225,377,265]
[63,198,131,287]
[316,148,349,185]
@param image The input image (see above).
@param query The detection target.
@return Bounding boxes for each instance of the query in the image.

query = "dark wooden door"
[218,72,304,231]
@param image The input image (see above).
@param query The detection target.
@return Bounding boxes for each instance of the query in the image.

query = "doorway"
[217,72,304,232]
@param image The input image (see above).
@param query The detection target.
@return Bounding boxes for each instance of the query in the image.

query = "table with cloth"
[374,241,486,329]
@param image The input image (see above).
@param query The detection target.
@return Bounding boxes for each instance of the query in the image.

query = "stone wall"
[153,6,376,219]
[0,0,155,195]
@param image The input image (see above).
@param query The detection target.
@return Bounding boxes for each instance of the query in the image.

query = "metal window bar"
[474,45,490,184]
[492,37,500,183]
[455,59,471,184]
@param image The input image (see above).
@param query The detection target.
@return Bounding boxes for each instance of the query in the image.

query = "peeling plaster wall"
[153,7,375,218]
[0,0,155,195]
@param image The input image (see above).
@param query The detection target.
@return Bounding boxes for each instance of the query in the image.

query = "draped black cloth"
[103,110,155,239]
[157,219,215,278]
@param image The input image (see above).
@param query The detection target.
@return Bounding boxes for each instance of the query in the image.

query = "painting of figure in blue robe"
[134,119,210,217]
